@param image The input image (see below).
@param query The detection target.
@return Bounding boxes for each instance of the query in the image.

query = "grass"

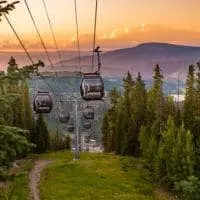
[40,151,171,200]
[0,158,35,200]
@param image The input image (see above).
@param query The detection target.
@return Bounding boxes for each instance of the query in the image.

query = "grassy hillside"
[0,159,35,200]
[39,152,172,200]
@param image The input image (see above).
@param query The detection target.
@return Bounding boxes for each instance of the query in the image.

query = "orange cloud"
[2,24,200,51]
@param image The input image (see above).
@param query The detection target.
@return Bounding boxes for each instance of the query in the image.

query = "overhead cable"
[42,0,64,68]
[23,0,55,69]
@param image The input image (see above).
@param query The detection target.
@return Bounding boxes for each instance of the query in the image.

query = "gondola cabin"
[68,124,75,132]
[84,134,90,143]
[83,106,94,119]
[84,134,90,140]
[80,73,104,101]
[58,113,70,123]
[84,138,90,143]
[84,122,92,130]
[33,92,53,113]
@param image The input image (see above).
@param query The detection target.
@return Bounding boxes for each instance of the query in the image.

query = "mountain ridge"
[1,42,200,78]
[55,42,200,78]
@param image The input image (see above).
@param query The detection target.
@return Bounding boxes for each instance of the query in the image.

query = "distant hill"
[0,51,89,71]
[56,43,200,78]
[2,43,199,78]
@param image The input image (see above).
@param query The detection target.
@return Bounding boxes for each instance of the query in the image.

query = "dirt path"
[29,160,51,200]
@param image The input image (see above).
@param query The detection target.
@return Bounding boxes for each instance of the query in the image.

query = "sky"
[1,0,200,50]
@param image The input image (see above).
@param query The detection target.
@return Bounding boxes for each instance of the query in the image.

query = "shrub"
[0,125,33,168]
[175,176,200,200]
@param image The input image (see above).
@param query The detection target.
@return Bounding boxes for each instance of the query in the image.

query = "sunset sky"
[1,0,200,50]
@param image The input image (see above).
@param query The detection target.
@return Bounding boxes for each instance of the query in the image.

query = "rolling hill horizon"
[55,42,200,78]
[1,42,200,79]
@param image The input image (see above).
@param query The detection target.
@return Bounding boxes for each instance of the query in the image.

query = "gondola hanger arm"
[94,46,102,73]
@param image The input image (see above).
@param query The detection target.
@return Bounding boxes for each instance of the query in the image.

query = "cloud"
[109,30,118,39]
[2,24,200,50]
[70,34,76,44]
[97,25,200,48]
[124,27,129,34]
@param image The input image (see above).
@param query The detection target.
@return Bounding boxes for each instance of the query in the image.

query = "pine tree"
[103,72,147,156]
[183,65,196,131]
[155,118,195,186]
[65,135,71,150]
[196,62,200,117]
[194,62,200,174]
[173,123,195,180]
[12,94,24,128]
[101,88,121,153]
[22,81,33,130]
[115,99,125,154]
[131,73,147,156]
[7,56,18,74]
[139,125,150,161]
[193,62,200,142]
[0,54,46,166]
[108,88,120,152]
[102,113,109,152]
[121,72,134,155]
[147,64,165,141]
[34,114,50,153]
[148,135,158,171]
[156,116,177,184]
[184,130,195,176]
[29,119,37,146]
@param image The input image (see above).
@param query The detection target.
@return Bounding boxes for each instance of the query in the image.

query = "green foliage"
[139,126,158,171]
[147,65,165,140]
[0,159,34,200]
[65,135,71,150]
[50,128,71,151]
[0,1,19,22]
[102,72,147,156]
[0,125,33,167]
[102,88,120,153]
[175,176,200,200]
[0,56,43,167]
[156,118,194,185]
[22,81,33,131]
[102,63,200,199]
[183,65,196,131]
[139,126,149,159]
[34,114,50,154]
